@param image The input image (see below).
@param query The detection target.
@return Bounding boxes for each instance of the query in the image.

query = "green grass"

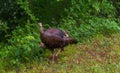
[1,34,120,73]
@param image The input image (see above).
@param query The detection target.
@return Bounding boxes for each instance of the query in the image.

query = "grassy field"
[4,34,120,73]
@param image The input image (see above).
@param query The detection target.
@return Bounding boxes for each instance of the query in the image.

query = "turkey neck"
[39,25,44,35]
[40,26,47,43]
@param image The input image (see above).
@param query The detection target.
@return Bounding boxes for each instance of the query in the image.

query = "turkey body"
[40,28,66,51]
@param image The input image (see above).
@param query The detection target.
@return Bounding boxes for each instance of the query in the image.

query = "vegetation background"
[0,0,120,72]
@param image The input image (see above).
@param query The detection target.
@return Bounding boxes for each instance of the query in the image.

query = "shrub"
[0,0,36,43]
[29,0,71,25]
[88,18,120,35]
[0,22,42,70]
[58,0,119,42]
[60,17,120,42]
[0,21,9,42]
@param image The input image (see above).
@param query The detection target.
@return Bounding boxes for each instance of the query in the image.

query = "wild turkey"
[39,22,77,61]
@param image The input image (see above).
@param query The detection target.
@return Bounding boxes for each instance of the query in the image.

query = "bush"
[29,0,70,25]
[0,0,39,70]
[0,22,42,70]
[0,21,9,42]
[58,0,119,42]
[88,18,120,35]
[59,17,120,42]
[0,0,36,43]
[63,0,115,24]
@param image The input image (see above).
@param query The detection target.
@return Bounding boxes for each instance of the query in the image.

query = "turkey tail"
[64,37,77,45]
[67,38,77,44]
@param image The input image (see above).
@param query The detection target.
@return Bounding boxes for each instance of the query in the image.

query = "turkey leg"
[55,48,63,57]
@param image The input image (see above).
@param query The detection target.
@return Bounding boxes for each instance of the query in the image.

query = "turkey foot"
[49,48,62,63]
[55,49,62,57]
[50,54,58,63]
[49,50,58,63]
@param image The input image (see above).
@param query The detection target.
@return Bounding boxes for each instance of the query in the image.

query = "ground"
[8,34,120,73]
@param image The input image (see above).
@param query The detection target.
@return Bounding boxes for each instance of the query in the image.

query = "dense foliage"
[0,0,120,71]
